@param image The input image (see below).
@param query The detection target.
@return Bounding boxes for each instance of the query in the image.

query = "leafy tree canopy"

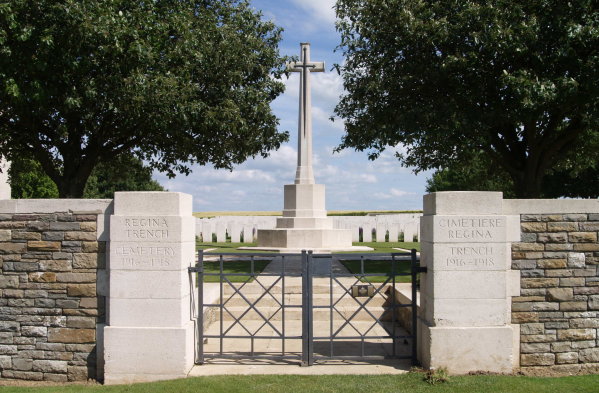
[1,0,289,197]
[426,149,599,198]
[9,155,164,199]
[9,157,59,198]
[83,155,164,199]
[335,0,599,197]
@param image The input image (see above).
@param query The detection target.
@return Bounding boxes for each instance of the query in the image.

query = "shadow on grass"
[202,260,271,283]
[339,259,413,283]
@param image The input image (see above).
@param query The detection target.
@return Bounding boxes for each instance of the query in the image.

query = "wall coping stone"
[0,199,113,214]
[503,199,599,215]
[0,200,113,241]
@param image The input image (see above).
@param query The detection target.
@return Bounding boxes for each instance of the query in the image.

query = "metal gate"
[189,249,424,366]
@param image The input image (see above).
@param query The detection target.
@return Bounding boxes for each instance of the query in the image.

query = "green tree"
[9,157,59,198]
[426,149,599,198]
[9,155,165,199]
[425,151,516,197]
[335,0,599,197]
[83,155,164,199]
[1,0,288,198]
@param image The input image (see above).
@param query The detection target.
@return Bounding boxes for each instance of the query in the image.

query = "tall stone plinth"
[249,42,365,253]
[418,192,521,374]
[104,192,195,384]
[256,184,356,252]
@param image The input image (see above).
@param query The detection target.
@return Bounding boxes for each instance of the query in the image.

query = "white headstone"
[388,225,399,243]
[403,223,415,242]
[362,224,372,242]
[230,222,241,243]
[215,222,226,243]
[375,223,387,242]
[242,225,254,243]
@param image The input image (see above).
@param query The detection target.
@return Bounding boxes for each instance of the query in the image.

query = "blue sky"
[155,0,432,212]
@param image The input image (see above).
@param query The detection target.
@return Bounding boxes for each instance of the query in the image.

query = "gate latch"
[351,285,374,298]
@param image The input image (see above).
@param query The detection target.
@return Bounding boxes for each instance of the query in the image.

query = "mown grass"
[339,258,412,283]
[337,242,420,283]
[348,241,421,253]
[201,259,271,283]
[194,242,421,283]
[195,243,272,282]
[196,241,268,253]
[196,242,420,253]
[1,373,597,393]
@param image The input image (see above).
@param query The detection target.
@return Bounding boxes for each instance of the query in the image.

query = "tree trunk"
[57,175,89,198]
[56,158,96,198]
[511,168,545,198]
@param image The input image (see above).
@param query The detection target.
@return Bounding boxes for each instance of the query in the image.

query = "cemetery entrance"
[190,250,423,366]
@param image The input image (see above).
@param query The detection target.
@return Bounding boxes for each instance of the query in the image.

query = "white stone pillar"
[104,192,196,384]
[0,159,10,199]
[418,191,520,374]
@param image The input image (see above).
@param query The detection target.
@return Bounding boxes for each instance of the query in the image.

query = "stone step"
[221,293,389,307]
[202,319,404,343]
[213,306,396,322]
[221,283,392,296]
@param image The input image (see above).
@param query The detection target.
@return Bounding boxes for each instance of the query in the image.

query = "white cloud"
[390,188,413,197]
[312,72,344,104]
[194,197,212,206]
[290,0,336,24]
[312,106,344,133]
[373,192,392,200]
[195,168,276,183]
[372,188,414,200]
[359,174,377,183]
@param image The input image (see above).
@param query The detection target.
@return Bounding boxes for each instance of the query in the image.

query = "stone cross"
[287,43,324,185]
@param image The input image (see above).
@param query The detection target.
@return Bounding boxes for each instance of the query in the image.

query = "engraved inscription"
[125,217,169,239]
[446,246,495,267]
[438,217,504,240]
[115,246,175,268]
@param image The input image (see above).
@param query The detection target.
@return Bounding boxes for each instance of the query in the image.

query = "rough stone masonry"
[0,211,105,382]
[511,212,599,375]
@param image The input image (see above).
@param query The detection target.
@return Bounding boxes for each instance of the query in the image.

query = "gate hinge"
[415,266,428,273]
[188,266,202,273]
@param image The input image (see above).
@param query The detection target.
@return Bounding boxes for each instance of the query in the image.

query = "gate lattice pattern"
[190,250,423,366]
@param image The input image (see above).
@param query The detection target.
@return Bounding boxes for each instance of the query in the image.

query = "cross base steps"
[256,228,352,249]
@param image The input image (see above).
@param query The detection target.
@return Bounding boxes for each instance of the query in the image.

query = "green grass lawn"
[196,241,264,253]
[348,241,420,253]
[196,241,420,253]
[339,258,413,283]
[201,259,271,282]
[195,242,421,283]
[1,373,597,393]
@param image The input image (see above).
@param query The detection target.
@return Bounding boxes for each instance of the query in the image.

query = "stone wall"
[511,211,599,374]
[0,200,111,382]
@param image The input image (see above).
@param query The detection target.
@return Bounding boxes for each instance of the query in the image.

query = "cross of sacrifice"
[287,43,325,185]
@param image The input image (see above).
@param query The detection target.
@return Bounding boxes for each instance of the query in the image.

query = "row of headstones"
[196,215,421,243]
